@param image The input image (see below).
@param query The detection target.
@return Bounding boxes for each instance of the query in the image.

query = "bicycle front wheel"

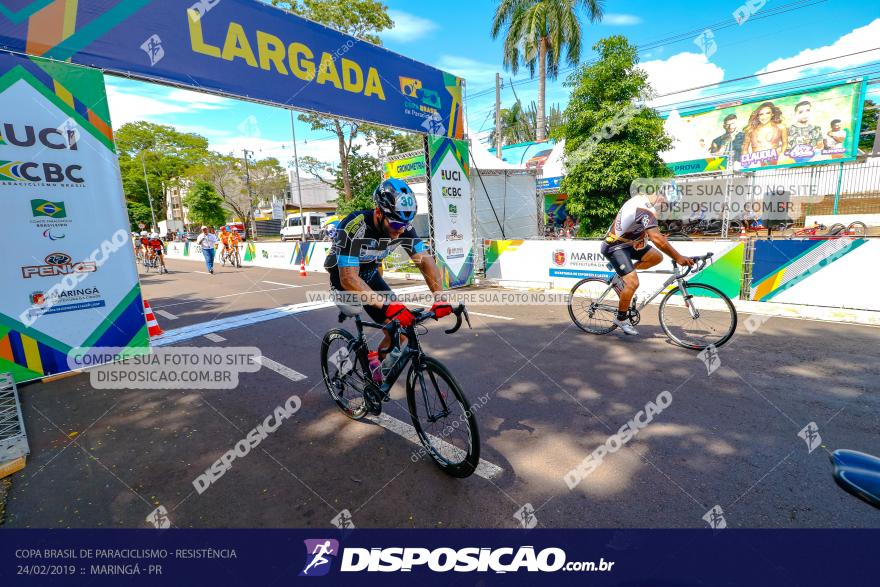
[568,277,620,335]
[406,358,480,478]
[659,283,737,350]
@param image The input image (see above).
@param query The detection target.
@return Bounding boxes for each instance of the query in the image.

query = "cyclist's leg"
[633,247,662,270]
[602,245,639,315]
[362,270,401,355]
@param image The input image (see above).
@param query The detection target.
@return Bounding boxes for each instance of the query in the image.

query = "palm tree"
[491,0,604,141]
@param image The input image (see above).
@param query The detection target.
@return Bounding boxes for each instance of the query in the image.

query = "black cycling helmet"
[373,178,417,223]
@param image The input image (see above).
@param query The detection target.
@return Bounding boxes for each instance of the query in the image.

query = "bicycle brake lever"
[444,304,467,334]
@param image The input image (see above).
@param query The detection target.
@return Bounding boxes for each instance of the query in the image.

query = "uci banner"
[0,0,465,138]
[429,137,474,289]
[666,80,866,171]
[0,52,147,383]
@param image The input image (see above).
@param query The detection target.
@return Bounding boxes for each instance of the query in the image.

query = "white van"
[280,213,325,241]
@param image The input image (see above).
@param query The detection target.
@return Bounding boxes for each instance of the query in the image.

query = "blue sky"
[105,0,880,167]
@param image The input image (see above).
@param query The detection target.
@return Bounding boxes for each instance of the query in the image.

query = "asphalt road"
[4,257,879,529]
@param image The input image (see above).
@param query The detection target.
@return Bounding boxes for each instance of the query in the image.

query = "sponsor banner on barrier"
[750,237,879,311]
[1,529,878,584]
[485,239,744,299]
[164,240,332,273]
[429,137,474,288]
[0,0,464,138]
[1,52,145,383]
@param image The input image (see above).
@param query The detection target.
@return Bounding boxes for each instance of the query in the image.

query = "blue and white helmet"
[373,178,417,223]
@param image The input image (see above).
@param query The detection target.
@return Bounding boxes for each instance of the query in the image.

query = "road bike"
[220,245,242,268]
[141,248,167,274]
[567,253,737,350]
[320,302,480,478]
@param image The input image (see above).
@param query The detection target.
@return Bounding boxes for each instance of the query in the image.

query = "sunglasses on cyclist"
[386,218,411,231]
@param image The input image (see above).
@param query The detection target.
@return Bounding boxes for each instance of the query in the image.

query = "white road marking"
[204,333,226,343]
[154,309,178,320]
[152,286,430,347]
[156,287,304,309]
[262,281,301,288]
[410,303,514,321]
[256,356,307,382]
[194,271,211,275]
[366,412,503,481]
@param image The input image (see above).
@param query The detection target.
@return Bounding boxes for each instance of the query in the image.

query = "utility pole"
[242,148,256,241]
[289,110,306,232]
[140,151,158,232]
[495,72,502,159]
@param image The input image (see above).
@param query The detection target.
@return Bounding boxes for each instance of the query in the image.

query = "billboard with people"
[667,80,867,171]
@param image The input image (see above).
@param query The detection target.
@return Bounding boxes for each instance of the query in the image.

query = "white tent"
[469,138,539,241]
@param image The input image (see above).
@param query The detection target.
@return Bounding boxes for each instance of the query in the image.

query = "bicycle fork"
[678,281,701,319]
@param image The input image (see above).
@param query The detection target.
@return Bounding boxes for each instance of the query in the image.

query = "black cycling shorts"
[601,244,654,277]
[329,268,396,324]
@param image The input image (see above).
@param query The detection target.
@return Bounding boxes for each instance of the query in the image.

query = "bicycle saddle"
[830,449,880,509]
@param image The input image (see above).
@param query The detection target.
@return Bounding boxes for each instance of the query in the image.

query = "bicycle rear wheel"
[568,277,620,335]
[320,329,370,420]
[406,358,479,478]
[847,221,867,237]
[659,283,737,350]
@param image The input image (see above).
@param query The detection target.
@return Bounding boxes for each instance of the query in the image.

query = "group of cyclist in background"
[131,225,245,274]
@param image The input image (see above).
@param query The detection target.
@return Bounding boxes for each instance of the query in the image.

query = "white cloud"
[602,13,642,26]
[383,10,439,42]
[437,55,499,93]
[639,52,725,107]
[105,79,233,127]
[756,18,880,85]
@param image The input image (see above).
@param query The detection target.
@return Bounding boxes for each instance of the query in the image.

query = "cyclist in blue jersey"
[326,179,452,378]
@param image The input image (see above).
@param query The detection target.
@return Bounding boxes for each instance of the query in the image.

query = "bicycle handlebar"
[672,252,713,278]
[385,303,471,334]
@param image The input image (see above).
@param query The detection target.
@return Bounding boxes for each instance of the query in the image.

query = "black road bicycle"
[320,303,480,478]
[567,253,737,350]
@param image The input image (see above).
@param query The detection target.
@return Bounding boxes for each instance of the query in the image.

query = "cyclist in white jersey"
[601,193,694,335]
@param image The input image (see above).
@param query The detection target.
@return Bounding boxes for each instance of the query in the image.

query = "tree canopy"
[556,35,672,235]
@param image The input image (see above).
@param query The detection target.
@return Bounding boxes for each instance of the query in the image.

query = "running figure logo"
[299,539,339,577]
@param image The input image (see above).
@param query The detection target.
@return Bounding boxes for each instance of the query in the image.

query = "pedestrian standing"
[195,225,219,274]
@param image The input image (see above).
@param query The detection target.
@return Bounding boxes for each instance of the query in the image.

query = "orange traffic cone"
[143,299,164,337]
[299,261,307,277]
[739,225,747,239]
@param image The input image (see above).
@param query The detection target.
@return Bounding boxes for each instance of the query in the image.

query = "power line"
[467,0,828,102]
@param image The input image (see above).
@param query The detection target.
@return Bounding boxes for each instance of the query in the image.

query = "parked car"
[280,212,325,241]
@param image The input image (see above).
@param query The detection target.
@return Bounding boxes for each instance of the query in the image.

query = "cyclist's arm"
[400,231,445,300]
[410,252,444,298]
[646,228,694,266]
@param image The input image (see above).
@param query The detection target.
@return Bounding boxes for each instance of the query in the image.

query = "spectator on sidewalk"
[196,225,219,274]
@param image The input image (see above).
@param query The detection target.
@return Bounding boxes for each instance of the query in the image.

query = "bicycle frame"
[343,314,426,396]
[591,261,701,316]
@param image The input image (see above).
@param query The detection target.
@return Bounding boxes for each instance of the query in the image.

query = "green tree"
[490,100,563,146]
[333,147,382,216]
[115,121,210,219]
[271,0,393,202]
[126,201,153,231]
[557,35,672,235]
[492,0,604,141]
[859,99,877,152]
[183,180,227,227]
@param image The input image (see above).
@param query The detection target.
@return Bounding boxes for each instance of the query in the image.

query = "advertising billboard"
[429,137,474,288]
[0,52,147,383]
[0,0,465,138]
[667,80,866,171]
